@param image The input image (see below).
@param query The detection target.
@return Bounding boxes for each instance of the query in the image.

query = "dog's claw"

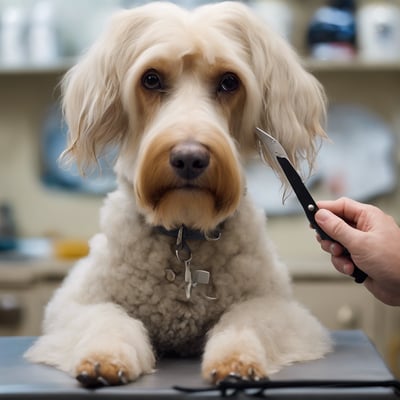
[207,361,268,386]
[97,376,110,386]
[247,367,267,382]
[222,372,245,384]
[76,371,91,385]
[94,362,101,375]
[76,371,103,388]
[118,370,128,384]
[76,361,129,388]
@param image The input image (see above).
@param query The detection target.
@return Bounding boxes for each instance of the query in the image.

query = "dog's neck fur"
[108,176,252,272]
[100,178,288,305]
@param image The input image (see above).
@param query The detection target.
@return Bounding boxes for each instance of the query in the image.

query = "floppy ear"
[204,2,327,174]
[255,32,327,175]
[61,9,145,171]
[252,11,327,173]
[61,43,122,170]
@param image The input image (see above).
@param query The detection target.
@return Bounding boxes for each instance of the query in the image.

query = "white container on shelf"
[357,3,400,62]
[248,0,293,42]
[0,6,27,66]
[28,1,59,65]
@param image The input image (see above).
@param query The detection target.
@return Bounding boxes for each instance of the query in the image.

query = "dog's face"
[61,2,326,231]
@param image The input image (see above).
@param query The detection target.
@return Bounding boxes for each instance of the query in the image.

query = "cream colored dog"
[26,1,331,387]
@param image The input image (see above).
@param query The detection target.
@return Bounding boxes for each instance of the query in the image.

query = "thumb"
[315,208,359,248]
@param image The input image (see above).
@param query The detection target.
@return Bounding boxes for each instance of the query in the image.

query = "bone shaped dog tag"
[193,270,210,285]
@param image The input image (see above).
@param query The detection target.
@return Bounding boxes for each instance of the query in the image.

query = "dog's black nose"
[170,141,210,180]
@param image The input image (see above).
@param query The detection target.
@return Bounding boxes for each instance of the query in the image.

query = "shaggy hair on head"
[26,1,331,387]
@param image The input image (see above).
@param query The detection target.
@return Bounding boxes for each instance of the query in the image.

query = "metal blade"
[255,127,326,234]
[255,127,288,159]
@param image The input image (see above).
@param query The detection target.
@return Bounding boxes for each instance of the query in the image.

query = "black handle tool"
[255,127,367,284]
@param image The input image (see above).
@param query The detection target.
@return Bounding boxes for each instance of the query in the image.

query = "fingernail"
[343,263,353,275]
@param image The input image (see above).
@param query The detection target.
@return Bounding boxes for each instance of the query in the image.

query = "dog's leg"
[73,322,155,387]
[202,296,331,384]
[202,327,268,383]
[25,302,155,387]
[71,306,156,387]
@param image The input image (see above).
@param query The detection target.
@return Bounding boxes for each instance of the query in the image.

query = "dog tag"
[193,270,210,285]
[183,261,211,299]
[165,268,176,282]
[184,260,192,299]
[184,260,192,283]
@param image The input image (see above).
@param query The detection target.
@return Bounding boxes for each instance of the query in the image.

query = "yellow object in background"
[53,239,89,260]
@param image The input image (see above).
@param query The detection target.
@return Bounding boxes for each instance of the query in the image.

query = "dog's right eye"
[217,72,240,94]
[141,70,164,91]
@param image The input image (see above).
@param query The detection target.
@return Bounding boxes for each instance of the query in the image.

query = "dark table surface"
[0,331,398,399]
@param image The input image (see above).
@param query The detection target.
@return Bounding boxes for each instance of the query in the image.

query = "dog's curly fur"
[25,1,331,386]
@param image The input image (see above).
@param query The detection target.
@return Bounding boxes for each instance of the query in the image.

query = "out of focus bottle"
[28,1,59,65]
[307,0,356,61]
[357,2,400,62]
[0,6,27,66]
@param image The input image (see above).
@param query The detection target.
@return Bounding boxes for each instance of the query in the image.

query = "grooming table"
[0,331,398,399]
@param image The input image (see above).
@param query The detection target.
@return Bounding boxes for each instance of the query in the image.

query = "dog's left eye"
[141,69,164,91]
[217,73,240,93]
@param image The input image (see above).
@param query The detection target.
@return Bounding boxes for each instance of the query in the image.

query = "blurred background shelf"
[2,58,400,75]
[304,58,400,71]
[0,58,75,75]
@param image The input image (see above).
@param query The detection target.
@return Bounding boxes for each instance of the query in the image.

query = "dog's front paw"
[202,354,267,384]
[74,342,155,387]
[76,355,130,387]
[202,328,269,385]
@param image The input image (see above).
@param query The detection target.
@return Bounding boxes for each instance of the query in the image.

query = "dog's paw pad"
[204,357,267,385]
[76,357,129,387]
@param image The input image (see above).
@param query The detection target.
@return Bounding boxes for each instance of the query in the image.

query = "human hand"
[314,197,400,306]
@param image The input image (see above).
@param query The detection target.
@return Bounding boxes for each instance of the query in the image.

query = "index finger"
[317,198,367,227]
